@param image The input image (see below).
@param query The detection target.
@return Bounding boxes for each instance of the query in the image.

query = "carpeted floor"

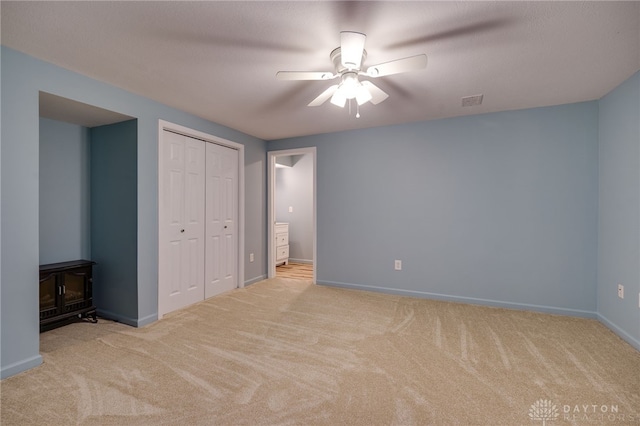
[1,278,639,425]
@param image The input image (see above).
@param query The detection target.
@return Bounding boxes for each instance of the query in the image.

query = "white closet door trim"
[158,120,245,318]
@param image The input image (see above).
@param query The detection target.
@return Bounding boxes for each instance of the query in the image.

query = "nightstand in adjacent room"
[275,222,289,266]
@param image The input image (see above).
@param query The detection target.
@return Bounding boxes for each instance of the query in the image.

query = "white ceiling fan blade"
[340,31,366,70]
[276,71,336,81]
[308,85,339,107]
[361,81,389,105]
[365,54,427,78]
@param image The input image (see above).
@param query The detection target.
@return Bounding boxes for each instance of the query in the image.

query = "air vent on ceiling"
[462,94,483,107]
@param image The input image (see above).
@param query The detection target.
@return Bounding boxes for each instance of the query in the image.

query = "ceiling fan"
[276,31,427,114]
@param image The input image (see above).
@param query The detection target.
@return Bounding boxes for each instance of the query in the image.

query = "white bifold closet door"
[205,140,238,298]
[159,130,238,318]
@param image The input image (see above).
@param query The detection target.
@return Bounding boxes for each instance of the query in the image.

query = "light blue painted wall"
[39,117,140,325]
[39,118,91,264]
[244,139,268,284]
[276,154,314,262]
[3,43,636,379]
[91,120,138,324]
[1,47,267,378]
[597,71,640,349]
[269,102,600,316]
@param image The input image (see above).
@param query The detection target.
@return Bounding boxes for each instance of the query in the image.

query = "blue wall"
[38,118,141,325]
[1,47,267,378]
[39,118,91,264]
[597,71,640,348]
[91,120,139,324]
[269,102,600,316]
[2,44,637,379]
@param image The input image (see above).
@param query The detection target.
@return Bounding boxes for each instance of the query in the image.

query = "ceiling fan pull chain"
[356,103,361,119]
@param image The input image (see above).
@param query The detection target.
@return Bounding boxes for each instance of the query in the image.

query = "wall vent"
[462,94,483,107]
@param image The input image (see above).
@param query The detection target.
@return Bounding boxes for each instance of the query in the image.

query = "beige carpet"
[1,278,639,425]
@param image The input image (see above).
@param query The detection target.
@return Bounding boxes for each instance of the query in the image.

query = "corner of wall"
[0,355,43,380]
[596,70,640,349]
[597,313,640,351]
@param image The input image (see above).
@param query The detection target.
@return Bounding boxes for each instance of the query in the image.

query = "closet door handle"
[180,229,185,233]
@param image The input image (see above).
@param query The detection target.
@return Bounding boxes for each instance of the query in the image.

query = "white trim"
[158,120,245,318]
[267,147,317,283]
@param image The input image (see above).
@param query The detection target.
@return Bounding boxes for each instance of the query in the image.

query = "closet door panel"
[205,143,238,298]
[159,131,205,316]
[182,137,205,304]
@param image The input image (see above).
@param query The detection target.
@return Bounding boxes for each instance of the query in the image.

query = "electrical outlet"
[394,260,402,271]
[249,253,254,263]
[617,284,624,299]
[288,206,293,213]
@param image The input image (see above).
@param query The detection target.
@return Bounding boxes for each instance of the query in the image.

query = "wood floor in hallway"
[276,262,313,280]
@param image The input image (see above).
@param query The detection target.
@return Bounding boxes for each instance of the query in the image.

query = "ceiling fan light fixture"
[330,89,347,108]
[340,72,360,99]
[277,31,426,112]
[355,85,372,105]
[329,72,372,108]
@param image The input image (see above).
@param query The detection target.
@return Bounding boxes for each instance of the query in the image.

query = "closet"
[158,129,238,317]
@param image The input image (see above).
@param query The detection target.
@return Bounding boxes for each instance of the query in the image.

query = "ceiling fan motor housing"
[330,47,367,74]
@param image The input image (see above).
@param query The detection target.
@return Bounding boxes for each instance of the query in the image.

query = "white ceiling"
[2,1,639,140]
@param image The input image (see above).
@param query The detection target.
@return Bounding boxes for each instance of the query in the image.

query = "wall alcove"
[39,92,139,328]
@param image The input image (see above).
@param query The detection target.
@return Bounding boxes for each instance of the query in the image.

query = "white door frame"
[158,120,245,317]
[267,147,316,283]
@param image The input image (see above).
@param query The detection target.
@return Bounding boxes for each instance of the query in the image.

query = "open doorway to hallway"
[267,148,316,283]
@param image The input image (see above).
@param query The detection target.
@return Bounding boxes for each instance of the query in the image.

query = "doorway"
[267,148,317,282]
